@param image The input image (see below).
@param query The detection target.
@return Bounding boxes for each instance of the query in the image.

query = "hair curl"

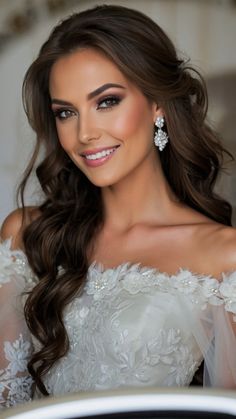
[19,4,232,395]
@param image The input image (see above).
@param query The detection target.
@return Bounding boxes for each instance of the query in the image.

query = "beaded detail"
[42,263,236,394]
[86,262,236,318]
[0,238,37,288]
[1,238,236,403]
[0,239,36,408]
[0,335,33,408]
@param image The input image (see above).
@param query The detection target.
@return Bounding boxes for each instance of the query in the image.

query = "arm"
[202,272,236,389]
[0,210,36,408]
[202,228,236,388]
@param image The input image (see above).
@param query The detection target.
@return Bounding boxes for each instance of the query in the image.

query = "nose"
[78,112,100,144]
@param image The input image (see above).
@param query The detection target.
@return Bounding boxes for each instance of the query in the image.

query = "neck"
[101,154,180,232]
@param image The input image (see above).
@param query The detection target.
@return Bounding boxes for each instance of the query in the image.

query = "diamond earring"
[154,116,169,151]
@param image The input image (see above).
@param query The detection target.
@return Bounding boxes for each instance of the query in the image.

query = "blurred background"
[0,0,236,225]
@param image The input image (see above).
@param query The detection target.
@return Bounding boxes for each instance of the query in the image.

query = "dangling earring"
[154,116,169,151]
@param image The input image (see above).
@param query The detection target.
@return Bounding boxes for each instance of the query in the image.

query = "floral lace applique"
[45,278,203,394]
[0,238,37,288]
[0,334,33,408]
[219,272,236,319]
[86,263,236,319]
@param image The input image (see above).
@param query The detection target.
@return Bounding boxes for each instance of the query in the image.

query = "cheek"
[56,122,76,151]
[109,100,152,139]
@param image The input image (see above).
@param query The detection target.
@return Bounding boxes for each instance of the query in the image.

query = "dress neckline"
[88,260,225,282]
[85,260,236,317]
[1,237,231,282]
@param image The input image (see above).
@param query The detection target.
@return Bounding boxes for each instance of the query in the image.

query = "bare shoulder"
[0,206,40,250]
[215,224,236,271]
[195,222,236,277]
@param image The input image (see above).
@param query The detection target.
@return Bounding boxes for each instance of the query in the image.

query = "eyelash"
[96,95,121,109]
[52,95,122,121]
[53,109,75,121]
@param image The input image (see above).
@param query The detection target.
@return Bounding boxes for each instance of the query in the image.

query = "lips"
[80,145,120,168]
[80,145,120,158]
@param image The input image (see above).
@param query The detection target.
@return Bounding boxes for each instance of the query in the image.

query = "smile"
[81,146,120,167]
[84,147,116,160]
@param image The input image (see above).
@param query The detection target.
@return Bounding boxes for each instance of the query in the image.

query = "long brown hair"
[20,4,232,395]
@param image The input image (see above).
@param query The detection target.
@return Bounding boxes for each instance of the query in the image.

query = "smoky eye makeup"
[96,94,122,110]
[51,91,123,119]
[52,108,76,120]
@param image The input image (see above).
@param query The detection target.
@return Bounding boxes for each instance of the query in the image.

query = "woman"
[1,4,236,409]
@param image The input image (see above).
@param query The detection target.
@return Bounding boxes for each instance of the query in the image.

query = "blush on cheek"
[114,109,147,140]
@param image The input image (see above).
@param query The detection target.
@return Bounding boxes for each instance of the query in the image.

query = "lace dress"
[1,239,236,409]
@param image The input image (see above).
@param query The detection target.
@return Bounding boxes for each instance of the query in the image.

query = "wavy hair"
[19,4,232,395]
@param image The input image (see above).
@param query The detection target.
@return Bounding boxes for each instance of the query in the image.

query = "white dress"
[1,238,236,409]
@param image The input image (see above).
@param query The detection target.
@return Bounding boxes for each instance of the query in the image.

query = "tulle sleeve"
[183,271,236,389]
[202,272,236,388]
[0,239,37,409]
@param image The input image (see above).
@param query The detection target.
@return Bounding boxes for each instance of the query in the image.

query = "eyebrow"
[87,83,125,100]
[51,99,74,106]
[51,83,125,106]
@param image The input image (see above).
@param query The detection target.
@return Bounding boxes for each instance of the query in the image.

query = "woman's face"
[49,48,160,187]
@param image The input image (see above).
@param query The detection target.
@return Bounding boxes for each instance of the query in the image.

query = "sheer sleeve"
[0,239,37,409]
[182,271,236,389]
[202,272,236,388]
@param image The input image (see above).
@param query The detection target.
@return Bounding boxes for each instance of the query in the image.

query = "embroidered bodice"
[1,239,236,409]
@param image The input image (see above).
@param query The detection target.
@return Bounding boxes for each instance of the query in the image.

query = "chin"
[85,173,120,188]
[87,178,116,188]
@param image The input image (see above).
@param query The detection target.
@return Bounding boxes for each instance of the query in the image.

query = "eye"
[52,108,76,120]
[97,95,121,110]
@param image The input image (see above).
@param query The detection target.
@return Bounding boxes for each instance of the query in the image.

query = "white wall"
[1,0,236,224]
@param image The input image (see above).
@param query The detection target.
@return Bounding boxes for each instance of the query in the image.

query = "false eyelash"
[52,108,75,120]
[97,95,121,109]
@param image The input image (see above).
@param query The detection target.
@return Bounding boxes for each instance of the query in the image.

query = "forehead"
[49,48,130,95]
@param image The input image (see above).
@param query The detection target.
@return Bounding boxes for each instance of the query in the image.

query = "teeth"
[85,148,116,160]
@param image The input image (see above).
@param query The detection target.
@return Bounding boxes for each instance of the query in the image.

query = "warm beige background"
[0,0,235,224]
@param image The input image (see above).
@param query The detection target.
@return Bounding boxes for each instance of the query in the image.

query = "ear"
[152,104,165,124]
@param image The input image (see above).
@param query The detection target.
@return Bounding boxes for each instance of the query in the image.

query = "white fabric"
[0,239,36,409]
[1,239,236,409]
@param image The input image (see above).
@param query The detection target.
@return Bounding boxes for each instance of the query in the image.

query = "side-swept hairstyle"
[20,4,232,394]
